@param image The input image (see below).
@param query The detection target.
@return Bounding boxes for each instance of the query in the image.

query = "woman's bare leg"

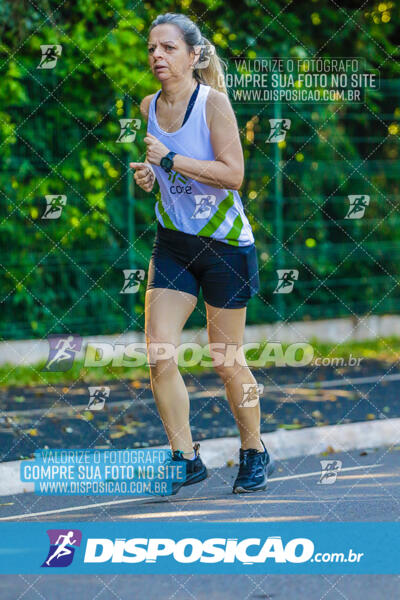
[145,288,198,457]
[205,302,263,451]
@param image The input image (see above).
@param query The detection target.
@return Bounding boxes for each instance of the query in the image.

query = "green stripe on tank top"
[156,199,178,230]
[197,191,235,237]
[223,213,244,246]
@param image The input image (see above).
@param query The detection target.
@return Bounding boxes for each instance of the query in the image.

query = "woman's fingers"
[134,168,153,183]
[129,162,148,170]
[133,165,155,191]
[130,162,155,191]
[130,162,153,177]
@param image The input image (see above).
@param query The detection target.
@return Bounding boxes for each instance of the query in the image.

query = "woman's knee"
[145,312,179,344]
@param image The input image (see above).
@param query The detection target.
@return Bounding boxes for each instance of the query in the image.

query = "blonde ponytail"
[194,36,228,95]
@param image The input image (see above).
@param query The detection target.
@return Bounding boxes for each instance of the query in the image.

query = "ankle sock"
[176,450,196,460]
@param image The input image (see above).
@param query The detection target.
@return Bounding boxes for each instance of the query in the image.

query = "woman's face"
[148,24,195,82]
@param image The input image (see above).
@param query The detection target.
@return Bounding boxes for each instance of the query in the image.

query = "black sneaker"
[232,439,275,493]
[165,442,208,496]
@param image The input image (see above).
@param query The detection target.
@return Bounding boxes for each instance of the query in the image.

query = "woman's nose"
[153,46,164,59]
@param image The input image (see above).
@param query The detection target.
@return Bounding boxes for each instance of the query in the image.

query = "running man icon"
[87,386,110,410]
[345,194,370,219]
[274,269,299,294]
[191,195,216,219]
[42,529,82,568]
[46,532,76,566]
[42,194,67,219]
[266,118,291,143]
[120,269,145,293]
[42,334,82,372]
[37,45,62,69]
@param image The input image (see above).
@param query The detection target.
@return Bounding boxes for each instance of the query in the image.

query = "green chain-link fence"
[1,77,399,340]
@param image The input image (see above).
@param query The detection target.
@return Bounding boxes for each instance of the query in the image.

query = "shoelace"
[238,450,265,477]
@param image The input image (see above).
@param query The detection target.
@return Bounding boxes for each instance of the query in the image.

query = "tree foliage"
[1,0,399,338]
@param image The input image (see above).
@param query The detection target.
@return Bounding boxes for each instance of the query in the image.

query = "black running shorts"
[146,222,260,309]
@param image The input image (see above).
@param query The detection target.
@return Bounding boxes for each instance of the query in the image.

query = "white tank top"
[147,83,255,246]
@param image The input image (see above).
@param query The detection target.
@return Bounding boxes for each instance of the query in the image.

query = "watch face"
[161,157,172,171]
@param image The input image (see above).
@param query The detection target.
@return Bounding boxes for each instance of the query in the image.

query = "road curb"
[1,418,399,496]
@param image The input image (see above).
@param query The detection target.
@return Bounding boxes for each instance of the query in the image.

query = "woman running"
[130,12,275,494]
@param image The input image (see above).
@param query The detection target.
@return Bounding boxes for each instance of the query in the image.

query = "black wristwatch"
[160,151,176,173]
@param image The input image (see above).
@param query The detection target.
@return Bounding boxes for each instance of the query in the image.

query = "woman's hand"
[144,133,170,166]
[130,162,156,192]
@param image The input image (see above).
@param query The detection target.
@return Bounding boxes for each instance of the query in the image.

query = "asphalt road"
[2,359,400,599]
[1,572,399,600]
[1,446,399,522]
[1,361,400,462]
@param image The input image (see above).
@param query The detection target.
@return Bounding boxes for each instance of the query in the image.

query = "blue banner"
[0,522,398,573]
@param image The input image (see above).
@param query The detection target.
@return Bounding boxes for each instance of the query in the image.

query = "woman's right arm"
[130,94,156,192]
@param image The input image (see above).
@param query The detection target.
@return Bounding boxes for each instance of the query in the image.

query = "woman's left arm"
[144,90,244,190]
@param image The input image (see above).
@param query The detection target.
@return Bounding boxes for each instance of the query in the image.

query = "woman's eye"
[148,48,154,53]
[166,46,174,50]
